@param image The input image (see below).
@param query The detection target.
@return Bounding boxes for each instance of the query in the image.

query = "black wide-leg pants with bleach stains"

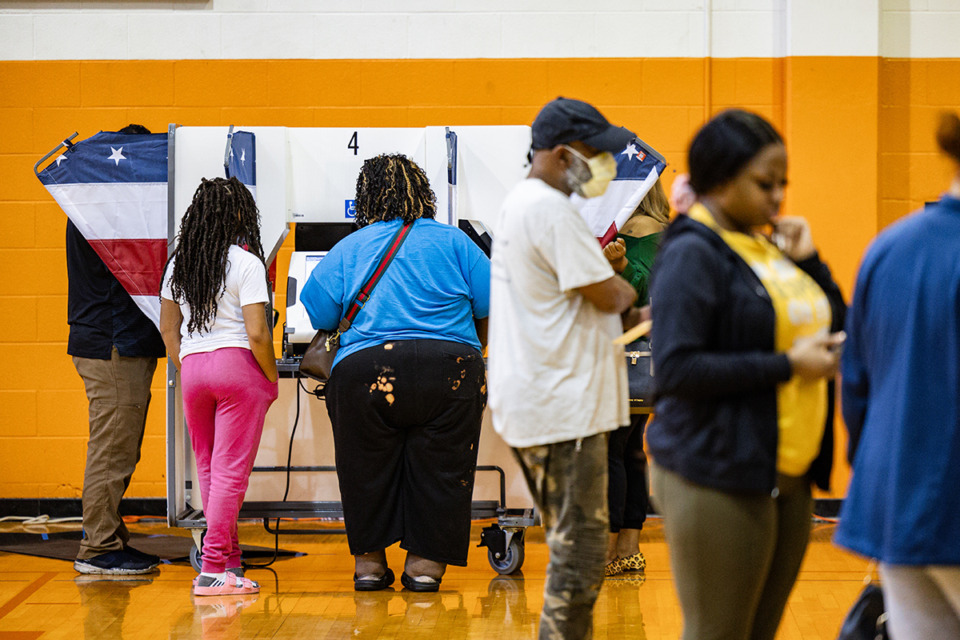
[325,338,486,566]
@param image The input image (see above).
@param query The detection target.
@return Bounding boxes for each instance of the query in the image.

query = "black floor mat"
[0,530,303,564]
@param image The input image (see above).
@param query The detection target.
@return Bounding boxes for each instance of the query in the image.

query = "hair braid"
[167,176,265,335]
[353,154,436,227]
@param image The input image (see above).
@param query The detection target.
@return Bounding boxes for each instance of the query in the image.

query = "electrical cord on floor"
[257,566,284,615]
[301,379,326,400]
[0,515,82,525]
[243,376,321,570]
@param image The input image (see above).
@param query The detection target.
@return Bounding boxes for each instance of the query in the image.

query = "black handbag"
[298,221,412,382]
[837,581,888,640]
[625,336,654,413]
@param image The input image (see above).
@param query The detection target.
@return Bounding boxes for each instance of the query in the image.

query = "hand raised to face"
[771,216,816,262]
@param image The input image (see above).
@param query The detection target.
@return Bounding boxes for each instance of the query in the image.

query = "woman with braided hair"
[300,154,490,592]
[160,176,278,597]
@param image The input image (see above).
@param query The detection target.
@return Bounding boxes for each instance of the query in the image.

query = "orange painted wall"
[879,59,960,229]
[1,57,955,500]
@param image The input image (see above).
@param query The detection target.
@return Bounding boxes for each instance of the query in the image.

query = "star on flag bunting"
[37,131,169,328]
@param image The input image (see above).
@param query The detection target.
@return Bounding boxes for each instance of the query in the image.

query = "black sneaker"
[74,550,158,575]
[123,546,161,568]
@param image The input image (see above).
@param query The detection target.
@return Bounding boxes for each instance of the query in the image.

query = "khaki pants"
[73,348,157,560]
[514,434,609,640]
[880,564,960,640]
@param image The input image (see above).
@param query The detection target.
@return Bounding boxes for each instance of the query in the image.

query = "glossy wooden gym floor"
[0,518,869,639]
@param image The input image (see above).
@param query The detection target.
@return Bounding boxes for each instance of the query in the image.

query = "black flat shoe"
[354,568,394,592]
[400,571,441,592]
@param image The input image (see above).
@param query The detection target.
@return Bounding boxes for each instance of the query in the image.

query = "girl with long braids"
[300,154,490,592]
[160,176,278,597]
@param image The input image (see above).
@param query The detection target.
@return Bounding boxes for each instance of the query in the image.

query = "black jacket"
[66,221,165,360]
[647,214,845,494]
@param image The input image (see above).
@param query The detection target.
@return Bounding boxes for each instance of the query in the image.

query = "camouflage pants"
[514,434,609,640]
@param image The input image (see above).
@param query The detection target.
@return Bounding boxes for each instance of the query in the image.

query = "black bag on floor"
[837,581,888,640]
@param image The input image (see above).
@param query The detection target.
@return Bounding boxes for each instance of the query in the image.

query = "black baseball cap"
[531,97,636,153]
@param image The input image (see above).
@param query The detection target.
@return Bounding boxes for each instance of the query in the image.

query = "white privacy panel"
[287,128,427,224]
[172,126,290,262]
[445,125,532,232]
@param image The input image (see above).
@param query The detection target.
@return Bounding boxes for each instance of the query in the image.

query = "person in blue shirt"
[835,112,960,640]
[300,154,490,593]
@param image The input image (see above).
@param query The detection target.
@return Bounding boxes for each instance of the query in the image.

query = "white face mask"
[563,145,618,198]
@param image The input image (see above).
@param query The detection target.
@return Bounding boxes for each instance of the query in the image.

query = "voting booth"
[164,124,534,574]
[36,118,666,575]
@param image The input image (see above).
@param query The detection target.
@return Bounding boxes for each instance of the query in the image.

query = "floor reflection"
[62,530,648,640]
[478,573,537,632]
[601,571,648,639]
[169,592,260,640]
[75,573,154,639]
[0,519,870,639]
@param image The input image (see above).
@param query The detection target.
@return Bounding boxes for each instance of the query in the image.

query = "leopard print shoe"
[618,551,646,573]
[604,557,624,577]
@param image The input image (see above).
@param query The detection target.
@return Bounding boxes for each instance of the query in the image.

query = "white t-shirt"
[160,245,269,360]
[488,178,629,448]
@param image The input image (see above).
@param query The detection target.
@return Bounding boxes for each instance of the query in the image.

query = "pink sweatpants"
[181,347,278,573]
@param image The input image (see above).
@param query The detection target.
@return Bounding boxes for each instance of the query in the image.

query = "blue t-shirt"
[300,218,490,368]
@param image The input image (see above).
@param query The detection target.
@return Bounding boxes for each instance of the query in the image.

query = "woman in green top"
[601,178,669,577]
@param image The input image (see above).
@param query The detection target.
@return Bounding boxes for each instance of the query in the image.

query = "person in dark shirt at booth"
[69,124,166,575]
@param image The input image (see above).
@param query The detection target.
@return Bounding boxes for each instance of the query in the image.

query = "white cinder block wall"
[1,0,959,61]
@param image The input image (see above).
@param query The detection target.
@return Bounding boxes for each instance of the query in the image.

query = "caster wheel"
[189,544,202,573]
[188,529,206,573]
[488,537,524,575]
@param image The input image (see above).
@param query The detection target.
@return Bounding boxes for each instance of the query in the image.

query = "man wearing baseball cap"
[488,97,638,639]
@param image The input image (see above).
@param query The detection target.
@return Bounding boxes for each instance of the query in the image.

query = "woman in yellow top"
[647,109,847,640]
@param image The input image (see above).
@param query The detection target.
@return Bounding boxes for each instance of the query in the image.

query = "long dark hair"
[688,109,783,196]
[353,154,436,227]
[167,177,264,335]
